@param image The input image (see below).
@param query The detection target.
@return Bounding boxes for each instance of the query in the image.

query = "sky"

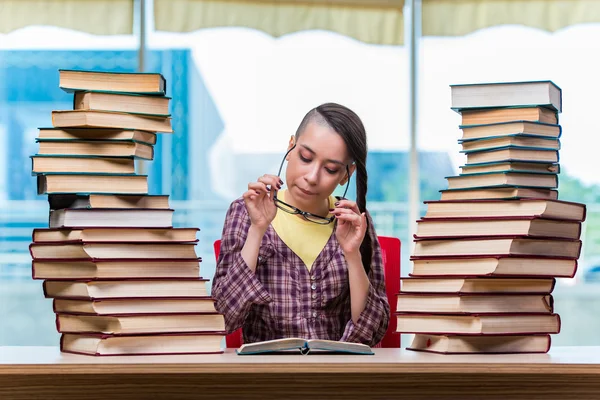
[2,22,600,184]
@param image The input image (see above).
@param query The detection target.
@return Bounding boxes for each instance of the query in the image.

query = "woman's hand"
[242,174,282,231]
[332,199,367,257]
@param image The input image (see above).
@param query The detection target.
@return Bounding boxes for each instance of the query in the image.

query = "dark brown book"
[29,242,198,260]
[38,174,148,195]
[399,277,556,294]
[53,297,217,315]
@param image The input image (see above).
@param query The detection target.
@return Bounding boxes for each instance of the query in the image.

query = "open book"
[236,338,374,355]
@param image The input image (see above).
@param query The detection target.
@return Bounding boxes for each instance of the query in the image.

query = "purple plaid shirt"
[212,198,390,346]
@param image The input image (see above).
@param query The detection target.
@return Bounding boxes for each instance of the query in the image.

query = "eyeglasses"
[273,144,351,225]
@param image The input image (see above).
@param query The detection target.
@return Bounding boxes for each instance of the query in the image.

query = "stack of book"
[397,81,586,354]
[30,70,225,356]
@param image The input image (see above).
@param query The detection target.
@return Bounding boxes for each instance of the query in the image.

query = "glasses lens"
[274,198,297,214]
[304,214,333,224]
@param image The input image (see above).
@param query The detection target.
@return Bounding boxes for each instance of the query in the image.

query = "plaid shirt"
[212,198,390,346]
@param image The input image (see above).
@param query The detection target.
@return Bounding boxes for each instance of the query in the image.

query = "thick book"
[459,121,561,141]
[412,236,582,259]
[460,161,560,175]
[36,139,154,160]
[423,199,586,221]
[29,241,198,260]
[48,194,170,210]
[399,277,556,294]
[396,293,554,314]
[414,216,581,240]
[53,297,217,315]
[33,227,198,243]
[409,256,577,278]
[43,279,209,299]
[396,312,561,335]
[465,147,559,164]
[32,258,201,280]
[37,127,157,145]
[59,69,167,96]
[38,173,148,195]
[408,334,551,354]
[460,135,560,152]
[440,186,558,201]
[31,155,136,174]
[74,91,171,116]
[60,332,225,356]
[236,338,373,355]
[445,171,558,190]
[460,106,558,125]
[48,208,174,228]
[52,110,173,133]
[56,313,225,334]
[450,81,562,112]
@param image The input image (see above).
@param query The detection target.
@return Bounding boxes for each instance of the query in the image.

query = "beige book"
[460,121,561,141]
[61,333,224,356]
[424,199,585,221]
[38,174,148,195]
[37,140,153,159]
[446,172,557,190]
[461,107,557,125]
[413,237,581,258]
[48,208,173,228]
[460,162,559,175]
[54,298,217,315]
[59,70,166,95]
[32,156,135,174]
[49,194,169,210]
[30,242,198,260]
[396,313,560,334]
[396,294,553,314]
[52,110,173,133]
[34,227,197,243]
[466,148,558,164]
[56,313,225,334]
[44,279,209,299]
[60,332,225,356]
[440,187,558,201]
[408,334,551,354]
[415,218,580,239]
[32,259,201,280]
[461,136,560,152]
[410,257,577,277]
[399,277,555,294]
[38,128,157,145]
[75,91,170,116]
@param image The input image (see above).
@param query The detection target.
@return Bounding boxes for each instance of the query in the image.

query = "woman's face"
[285,121,353,212]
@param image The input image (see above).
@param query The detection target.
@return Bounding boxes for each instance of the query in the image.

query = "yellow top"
[271,189,336,271]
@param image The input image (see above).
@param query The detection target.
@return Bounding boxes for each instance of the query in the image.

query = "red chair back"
[213,236,400,348]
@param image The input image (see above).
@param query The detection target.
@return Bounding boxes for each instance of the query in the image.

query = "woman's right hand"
[242,174,282,231]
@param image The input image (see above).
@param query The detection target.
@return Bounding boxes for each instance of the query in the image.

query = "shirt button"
[312,311,317,318]
[310,275,316,281]
[311,283,317,290]
[312,293,317,299]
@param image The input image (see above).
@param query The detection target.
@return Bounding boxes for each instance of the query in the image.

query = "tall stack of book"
[30,70,225,356]
[397,81,586,354]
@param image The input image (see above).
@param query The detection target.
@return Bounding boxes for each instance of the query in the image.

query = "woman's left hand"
[332,199,367,256]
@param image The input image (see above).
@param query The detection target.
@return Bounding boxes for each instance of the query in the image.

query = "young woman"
[212,103,390,346]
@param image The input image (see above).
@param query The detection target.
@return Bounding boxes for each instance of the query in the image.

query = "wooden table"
[1,346,600,399]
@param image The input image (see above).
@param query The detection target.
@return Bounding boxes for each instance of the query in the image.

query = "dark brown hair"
[295,103,372,274]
